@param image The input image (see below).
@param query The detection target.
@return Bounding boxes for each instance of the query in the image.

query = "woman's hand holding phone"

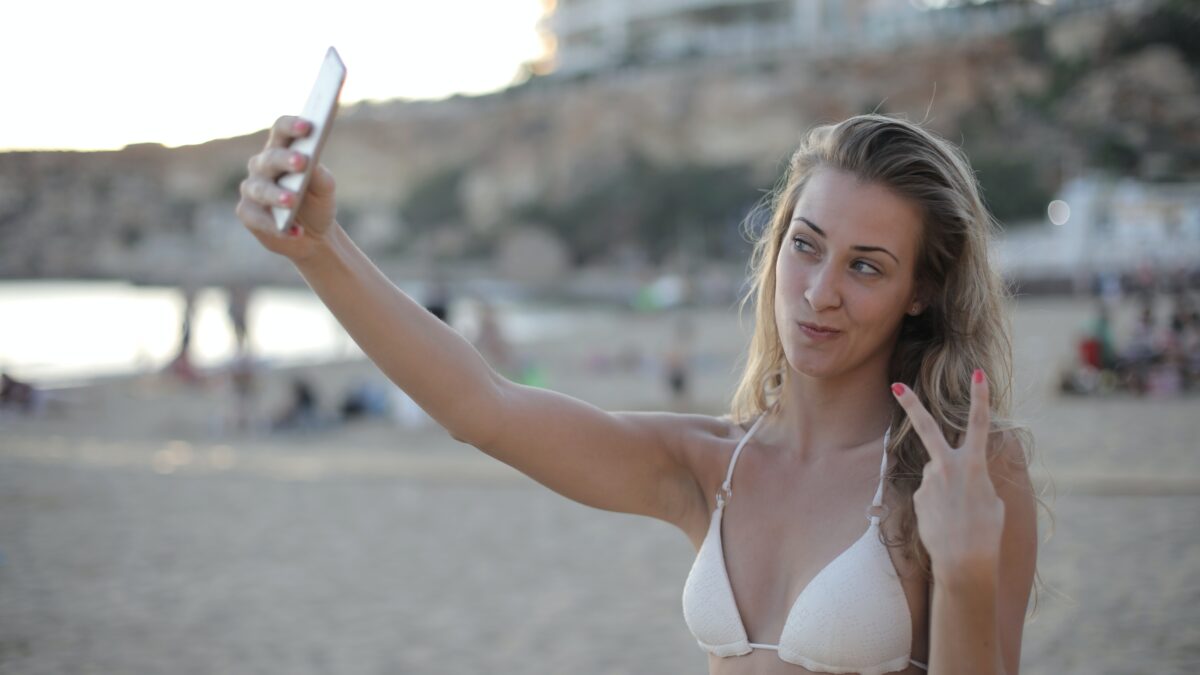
[236,115,339,263]
[237,47,345,263]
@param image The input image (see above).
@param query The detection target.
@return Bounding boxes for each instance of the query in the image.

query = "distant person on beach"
[273,377,320,431]
[1059,301,1120,396]
[237,113,1040,673]
[167,284,199,382]
[424,275,451,324]
[226,282,253,355]
[1,372,41,414]
[225,282,259,430]
[664,313,694,411]
[1171,291,1200,391]
[472,298,513,378]
[1123,305,1164,395]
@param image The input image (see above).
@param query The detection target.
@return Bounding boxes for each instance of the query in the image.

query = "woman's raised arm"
[235,116,709,529]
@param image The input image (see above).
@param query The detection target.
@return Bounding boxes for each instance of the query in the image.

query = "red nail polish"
[891,383,905,396]
[973,369,984,384]
[279,192,293,206]
[293,120,310,134]
[287,225,301,236]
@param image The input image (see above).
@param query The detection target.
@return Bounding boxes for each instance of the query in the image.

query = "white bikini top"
[681,414,928,674]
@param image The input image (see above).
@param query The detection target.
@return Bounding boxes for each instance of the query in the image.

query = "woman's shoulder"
[610,410,744,470]
[666,412,761,485]
[987,426,1033,471]
[666,411,753,446]
[979,427,1036,503]
[652,412,751,543]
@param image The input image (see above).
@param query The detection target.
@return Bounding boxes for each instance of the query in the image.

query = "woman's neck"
[769,364,895,461]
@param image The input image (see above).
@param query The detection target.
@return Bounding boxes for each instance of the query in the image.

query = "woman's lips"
[797,321,842,341]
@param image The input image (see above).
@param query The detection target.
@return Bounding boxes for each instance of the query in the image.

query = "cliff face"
[1,2,1195,281]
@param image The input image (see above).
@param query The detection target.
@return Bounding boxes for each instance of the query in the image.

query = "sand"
[1,297,1197,674]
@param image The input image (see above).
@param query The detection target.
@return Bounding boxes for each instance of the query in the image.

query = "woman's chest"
[700,452,931,672]
[717,448,886,621]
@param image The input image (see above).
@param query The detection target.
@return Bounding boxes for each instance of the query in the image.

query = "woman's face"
[774,167,924,381]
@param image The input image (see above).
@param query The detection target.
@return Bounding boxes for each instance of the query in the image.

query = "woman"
[237,113,1038,674]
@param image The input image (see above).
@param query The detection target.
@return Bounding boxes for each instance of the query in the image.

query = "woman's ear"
[907,287,928,316]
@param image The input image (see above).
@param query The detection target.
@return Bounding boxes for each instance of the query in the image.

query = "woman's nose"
[803,263,842,311]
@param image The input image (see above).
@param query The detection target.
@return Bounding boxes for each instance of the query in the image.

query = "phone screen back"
[272,47,347,231]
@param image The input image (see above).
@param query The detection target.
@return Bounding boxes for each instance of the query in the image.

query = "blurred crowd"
[1061,270,1200,397]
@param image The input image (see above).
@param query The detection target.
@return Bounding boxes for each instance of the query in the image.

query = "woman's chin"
[784,357,839,380]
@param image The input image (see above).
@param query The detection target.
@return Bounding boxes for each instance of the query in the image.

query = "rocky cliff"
[1,0,1195,282]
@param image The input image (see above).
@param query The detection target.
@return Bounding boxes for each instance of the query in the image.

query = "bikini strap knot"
[718,413,768,509]
[716,484,732,508]
[867,426,893,523]
[865,503,891,522]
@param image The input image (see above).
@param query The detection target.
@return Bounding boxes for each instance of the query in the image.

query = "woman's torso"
[675,416,931,675]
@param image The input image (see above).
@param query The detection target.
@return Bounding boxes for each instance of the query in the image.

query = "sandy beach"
[2,296,1198,674]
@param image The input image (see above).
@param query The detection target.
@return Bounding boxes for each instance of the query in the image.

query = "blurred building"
[996,174,1200,286]
[537,0,1139,76]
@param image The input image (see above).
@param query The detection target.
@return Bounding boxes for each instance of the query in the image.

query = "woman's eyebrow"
[792,216,900,265]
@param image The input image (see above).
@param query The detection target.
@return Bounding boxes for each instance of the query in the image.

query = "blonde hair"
[730,114,1045,596]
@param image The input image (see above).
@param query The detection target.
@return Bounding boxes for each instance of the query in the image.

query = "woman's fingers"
[234,197,275,233]
[239,175,296,210]
[891,382,950,463]
[241,123,312,233]
[234,115,334,260]
[265,115,312,149]
[247,147,308,179]
[236,175,299,238]
[963,368,991,457]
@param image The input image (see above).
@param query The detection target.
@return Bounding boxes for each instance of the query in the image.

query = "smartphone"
[272,46,347,231]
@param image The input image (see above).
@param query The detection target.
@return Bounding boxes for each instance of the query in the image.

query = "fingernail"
[279,192,293,206]
[293,120,310,133]
[891,383,906,397]
[287,225,301,236]
[290,153,304,169]
[973,369,984,384]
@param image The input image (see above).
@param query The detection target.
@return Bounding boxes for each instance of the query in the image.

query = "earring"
[908,303,922,316]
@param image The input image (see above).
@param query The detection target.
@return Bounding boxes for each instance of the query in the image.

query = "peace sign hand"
[892,369,1006,579]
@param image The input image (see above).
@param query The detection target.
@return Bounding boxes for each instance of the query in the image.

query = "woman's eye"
[852,261,881,276]
[792,237,880,275]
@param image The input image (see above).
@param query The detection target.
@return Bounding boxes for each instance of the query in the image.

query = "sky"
[3,0,548,151]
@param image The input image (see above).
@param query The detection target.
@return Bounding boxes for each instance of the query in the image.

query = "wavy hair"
[729,114,1046,599]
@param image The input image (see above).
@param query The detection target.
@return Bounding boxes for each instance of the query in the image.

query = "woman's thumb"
[308,164,337,197]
